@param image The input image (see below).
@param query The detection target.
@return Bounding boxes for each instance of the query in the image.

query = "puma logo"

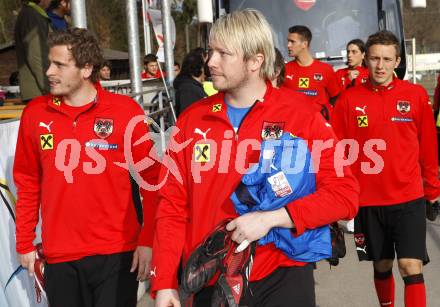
[39,121,53,133]
[232,283,241,294]
[286,75,293,80]
[355,106,367,115]
[150,266,157,278]
[356,246,367,254]
[194,128,211,141]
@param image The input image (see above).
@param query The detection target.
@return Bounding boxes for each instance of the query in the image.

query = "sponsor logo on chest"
[40,134,54,150]
[39,120,55,150]
[298,77,309,88]
[355,105,368,127]
[193,128,212,163]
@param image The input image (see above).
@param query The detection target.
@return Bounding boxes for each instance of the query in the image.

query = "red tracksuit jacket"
[335,66,369,91]
[151,83,359,292]
[14,84,159,263]
[331,78,440,206]
[284,59,340,111]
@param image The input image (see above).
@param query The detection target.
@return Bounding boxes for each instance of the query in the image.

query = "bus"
[215,0,407,78]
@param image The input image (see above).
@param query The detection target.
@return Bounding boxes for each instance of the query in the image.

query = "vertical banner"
[0,119,47,307]
[146,9,176,62]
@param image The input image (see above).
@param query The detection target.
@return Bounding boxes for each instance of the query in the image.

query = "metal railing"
[101,79,175,152]
[1,80,175,151]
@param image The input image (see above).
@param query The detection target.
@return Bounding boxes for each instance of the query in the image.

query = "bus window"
[220,0,406,77]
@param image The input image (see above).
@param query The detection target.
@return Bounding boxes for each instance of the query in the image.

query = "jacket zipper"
[234,101,259,142]
[72,100,97,134]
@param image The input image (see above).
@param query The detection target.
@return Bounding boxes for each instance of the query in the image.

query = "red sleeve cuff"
[283,207,299,237]
[285,201,306,236]
[16,244,36,255]
[138,223,153,247]
[425,188,440,202]
[150,277,179,298]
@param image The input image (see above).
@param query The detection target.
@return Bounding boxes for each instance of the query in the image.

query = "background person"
[174,61,181,76]
[173,50,206,116]
[272,47,285,88]
[99,60,112,80]
[191,47,208,63]
[335,39,369,91]
[284,25,340,120]
[141,54,163,79]
[46,0,70,31]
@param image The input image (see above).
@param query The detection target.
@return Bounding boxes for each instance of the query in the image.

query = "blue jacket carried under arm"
[231,133,331,262]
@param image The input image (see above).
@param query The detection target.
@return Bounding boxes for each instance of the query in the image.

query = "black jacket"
[173,75,206,115]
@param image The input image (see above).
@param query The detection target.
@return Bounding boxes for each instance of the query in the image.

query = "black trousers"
[45,251,138,307]
[193,264,316,307]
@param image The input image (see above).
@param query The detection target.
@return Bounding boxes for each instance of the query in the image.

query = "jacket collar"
[205,81,274,120]
[47,82,103,112]
[365,77,398,93]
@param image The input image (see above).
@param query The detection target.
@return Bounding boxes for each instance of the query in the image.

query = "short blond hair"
[209,9,275,81]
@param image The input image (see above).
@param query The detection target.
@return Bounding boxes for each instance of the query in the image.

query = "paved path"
[315,220,440,307]
[139,218,440,307]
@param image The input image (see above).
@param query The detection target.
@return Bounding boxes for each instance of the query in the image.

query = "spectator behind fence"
[141,53,163,79]
[14,28,160,307]
[173,50,207,116]
[15,0,52,102]
[46,0,70,31]
[99,60,112,81]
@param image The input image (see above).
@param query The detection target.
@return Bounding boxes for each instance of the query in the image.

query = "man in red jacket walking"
[152,9,359,307]
[331,31,440,307]
[14,28,159,307]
